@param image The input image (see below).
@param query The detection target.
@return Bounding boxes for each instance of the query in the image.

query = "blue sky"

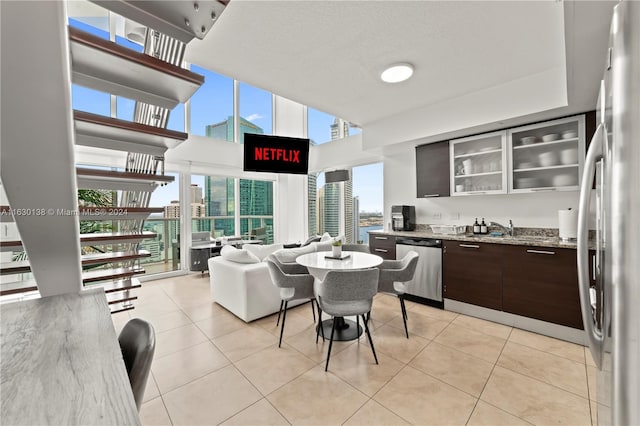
[70,18,383,213]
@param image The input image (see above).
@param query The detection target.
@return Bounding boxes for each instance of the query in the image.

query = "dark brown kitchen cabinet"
[369,234,396,260]
[416,141,450,198]
[502,245,583,329]
[443,241,503,310]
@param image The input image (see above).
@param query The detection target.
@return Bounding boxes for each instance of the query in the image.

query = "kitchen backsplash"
[415,223,596,239]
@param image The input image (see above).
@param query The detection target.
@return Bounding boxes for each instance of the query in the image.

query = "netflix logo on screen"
[243,133,310,175]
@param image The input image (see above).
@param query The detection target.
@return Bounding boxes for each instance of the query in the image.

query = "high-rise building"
[205,116,263,143]
[353,196,360,243]
[203,116,274,242]
[163,200,180,218]
[343,171,353,243]
[308,173,317,236]
[317,186,325,234]
[323,182,341,237]
[191,184,203,204]
[317,118,354,242]
[203,177,234,236]
[330,118,350,141]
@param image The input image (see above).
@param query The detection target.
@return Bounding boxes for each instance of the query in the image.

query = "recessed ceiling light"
[380,63,414,83]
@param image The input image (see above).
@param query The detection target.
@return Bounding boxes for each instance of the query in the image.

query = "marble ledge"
[370,226,596,250]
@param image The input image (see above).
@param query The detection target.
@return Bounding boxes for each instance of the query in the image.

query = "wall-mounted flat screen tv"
[243,133,310,175]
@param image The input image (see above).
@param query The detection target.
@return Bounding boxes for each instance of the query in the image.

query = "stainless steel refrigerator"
[577,1,639,425]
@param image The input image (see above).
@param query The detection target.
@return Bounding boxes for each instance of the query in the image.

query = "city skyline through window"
[68,11,381,252]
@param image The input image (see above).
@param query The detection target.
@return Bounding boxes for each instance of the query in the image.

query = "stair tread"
[105,291,137,305]
[0,260,31,275]
[82,267,145,283]
[0,205,13,222]
[74,110,187,156]
[76,167,175,182]
[89,0,228,43]
[86,278,142,293]
[81,250,151,265]
[69,26,203,109]
[101,279,142,293]
[80,231,157,244]
[0,240,24,251]
[77,167,174,191]
[3,232,157,252]
[0,279,38,296]
[110,303,135,314]
[78,206,162,221]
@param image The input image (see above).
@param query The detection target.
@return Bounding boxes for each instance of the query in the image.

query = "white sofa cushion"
[208,257,304,322]
[319,232,332,242]
[220,245,260,263]
[242,243,284,261]
[273,243,317,263]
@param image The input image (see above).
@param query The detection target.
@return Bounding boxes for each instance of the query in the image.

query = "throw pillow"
[273,243,317,263]
[220,245,260,264]
[319,232,332,242]
[242,243,284,261]
[301,235,321,247]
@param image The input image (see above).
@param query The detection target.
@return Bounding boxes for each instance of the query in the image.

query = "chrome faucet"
[490,220,514,237]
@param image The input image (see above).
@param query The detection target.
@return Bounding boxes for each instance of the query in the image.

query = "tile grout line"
[464,326,514,425]
[495,341,592,401]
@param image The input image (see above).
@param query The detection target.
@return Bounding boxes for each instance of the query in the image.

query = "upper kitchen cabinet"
[508,115,586,193]
[416,141,450,198]
[450,130,507,196]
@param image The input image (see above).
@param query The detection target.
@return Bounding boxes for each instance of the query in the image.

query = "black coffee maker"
[391,205,416,231]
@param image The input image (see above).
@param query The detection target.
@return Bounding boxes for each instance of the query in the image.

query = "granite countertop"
[370,228,595,250]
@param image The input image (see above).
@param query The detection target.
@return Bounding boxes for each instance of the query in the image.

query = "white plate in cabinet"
[507,115,585,193]
[450,130,508,196]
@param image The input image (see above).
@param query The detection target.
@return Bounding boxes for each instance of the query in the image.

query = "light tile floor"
[112,273,597,426]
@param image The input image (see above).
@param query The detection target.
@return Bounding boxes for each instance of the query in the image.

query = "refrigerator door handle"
[577,122,606,369]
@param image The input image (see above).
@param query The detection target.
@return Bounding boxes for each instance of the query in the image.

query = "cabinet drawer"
[502,245,583,329]
[369,234,396,259]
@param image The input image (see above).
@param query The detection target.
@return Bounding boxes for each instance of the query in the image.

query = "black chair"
[118,318,156,411]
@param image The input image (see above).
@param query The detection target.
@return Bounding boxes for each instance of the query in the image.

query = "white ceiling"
[186,1,615,147]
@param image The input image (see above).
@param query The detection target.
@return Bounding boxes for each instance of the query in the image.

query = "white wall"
[310,133,383,173]
[272,96,308,243]
[364,66,568,150]
[384,148,596,230]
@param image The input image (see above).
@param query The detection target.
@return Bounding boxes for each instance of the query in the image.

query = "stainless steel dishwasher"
[395,237,443,308]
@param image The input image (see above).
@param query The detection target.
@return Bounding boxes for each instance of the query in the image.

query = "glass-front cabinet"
[450,130,507,196]
[507,115,585,193]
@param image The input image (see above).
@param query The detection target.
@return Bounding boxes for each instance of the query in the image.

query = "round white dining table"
[296,251,383,341]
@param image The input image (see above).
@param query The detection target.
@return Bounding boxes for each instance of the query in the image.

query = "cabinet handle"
[374,248,388,253]
[530,188,558,192]
[472,191,488,194]
[592,254,596,281]
[459,244,480,249]
[526,249,555,255]
[374,236,388,240]
[422,194,440,198]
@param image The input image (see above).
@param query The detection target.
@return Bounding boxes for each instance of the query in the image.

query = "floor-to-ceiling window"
[352,163,384,244]
[189,65,234,139]
[307,107,368,243]
[191,174,235,237]
[239,179,274,244]
[139,173,181,274]
[239,83,272,139]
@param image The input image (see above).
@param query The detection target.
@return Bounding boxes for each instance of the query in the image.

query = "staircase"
[0,1,228,312]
